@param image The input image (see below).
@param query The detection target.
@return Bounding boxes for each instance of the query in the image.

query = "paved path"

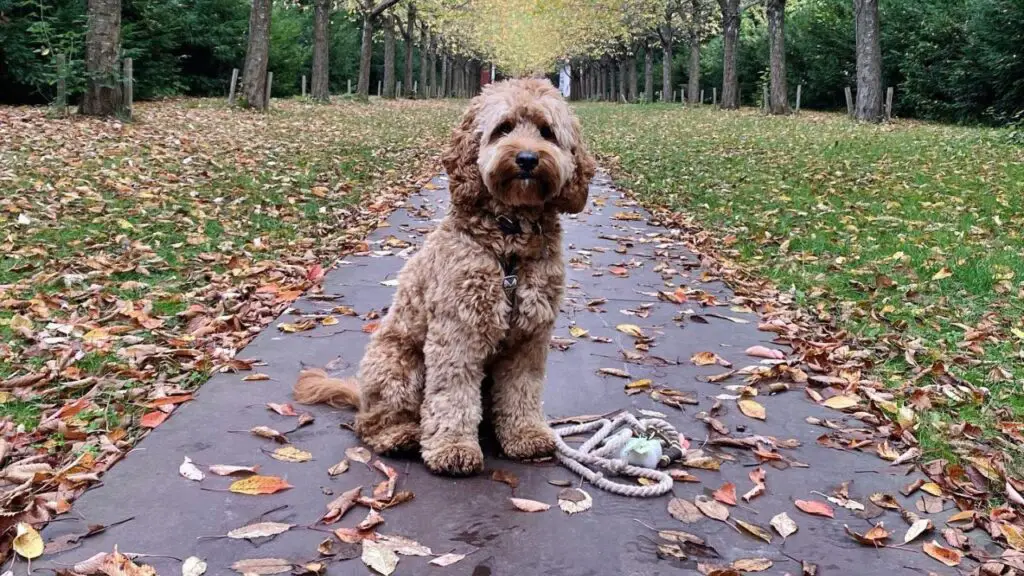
[39,174,953,575]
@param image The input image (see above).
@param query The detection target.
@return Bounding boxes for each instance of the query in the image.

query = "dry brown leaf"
[209,464,259,476]
[345,446,372,464]
[795,499,834,518]
[713,482,737,506]
[227,521,293,540]
[694,495,730,522]
[738,399,766,420]
[327,459,350,476]
[732,558,773,572]
[736,519,772,544]
[230,558,293,575]
[669,497,703,523]
[491,469,520,489]
[250,425,288,443]
[616,323,644,338]
[322,486,362,523]
[356,509,385,531]
[598,367,631,378]
[179,456,204,481]
[771,512,798,539]
[430,553,468,567]
[270,446,312,462]
[743,468,766,502]
[923,540,962,566]
[510,497,550,512]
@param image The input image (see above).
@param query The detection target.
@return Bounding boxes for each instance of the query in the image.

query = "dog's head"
[442,78,595,214]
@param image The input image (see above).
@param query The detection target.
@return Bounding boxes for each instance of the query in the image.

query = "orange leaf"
[362,321,380,333]
[713,482,737,506]
[795,499,834,518]
[923,540,962,566]
[146,394,194,407]
[608,266,629,277]
[229,475,293,495]
[139,411,169,428]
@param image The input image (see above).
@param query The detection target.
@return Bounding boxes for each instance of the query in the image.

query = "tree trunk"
[356,10,373,99]
[80,0,122,116]
[719,0,740,109]
[382,14,396,98]
[767,0,788,114]
[419,23,428,97]
[618,59,627,102]
[311,0,330,101]
[661,37,673,102]
[403,3,415,97]
[688,40,700,103]
[240,0,271,110]
[853,0,883,122]
[644,47,653,102]
[440,52,449,97]
[628,54,638,102]
[428,36,437,98]
[599,62,606,100]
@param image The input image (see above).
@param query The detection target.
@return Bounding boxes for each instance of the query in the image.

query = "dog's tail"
[293,368,361,410]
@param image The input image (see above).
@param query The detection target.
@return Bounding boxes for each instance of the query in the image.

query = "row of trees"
[0,0,1021,125]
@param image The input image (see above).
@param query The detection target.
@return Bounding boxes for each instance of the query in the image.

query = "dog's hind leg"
[489,334,556,460]
[354,332,424,454]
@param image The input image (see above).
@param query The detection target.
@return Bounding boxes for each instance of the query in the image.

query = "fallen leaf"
[327,459,350,476]
[694,495,730,522]
[745,346,785,360]
[250,426,288,443]
[869,493,900,510]
[230,558,293,575]
[182,556,207,576]
[845,523,891,546]
[362,539,398,575]
[140,411,169,428]
[334,527,378,544]
[598,367,631,378]
[691,351,720,366]
[179,456,205,481]
[904,519,934,544]
[923,540,962,566]
[732,558,773,572]
[738,399,766,420]
[429,553,467,567]
[822,395,860,410]
[357,509,385,531]
[13,522,43,559]
[229,475,293,495]
[569,326,589,338]
[491,469,519,489]
[795,499,834,518]
[377,534,432,556]
[243,373,271,381]
[771,512,798,539]
[931,267,953,281]
[736,519,772,544]
[920,482,943,497]
[322,486,362,523]
[510,497,550,512]
[345,446,372,464]
[713,482,737,506]
[270,446,312,463]
[372,460,398,500]
[279,320,316,333]
[558,488,593,514]
[616,323,645,338]
[743,468,766,502]
[668,497,703,523]
[266,403,298,416]
[209,464,259,476]
[227,522,293,540]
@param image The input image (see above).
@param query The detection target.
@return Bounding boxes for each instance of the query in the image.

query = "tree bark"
[718,0,741,109]
[618,59,627,102]
[403,3,415,97]
[661,27,673,102]
[644,47,653,102]
[767,0,788,114]
[853,0,883,121]
[80,0,122,116]
[428,35,437,98]
[687,41,700,104]
[599,62,606,100]
[419,23,428,98]
[627,54,638,102]
[240,0,271,110]
[311,0,330,101]
[383,14,396,98]
[441,51,449,97]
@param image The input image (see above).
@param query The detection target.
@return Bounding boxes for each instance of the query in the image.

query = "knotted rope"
[552,412,677,497]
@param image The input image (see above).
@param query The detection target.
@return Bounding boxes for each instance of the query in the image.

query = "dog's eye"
[539,126,557,143]
[491,121,513,141]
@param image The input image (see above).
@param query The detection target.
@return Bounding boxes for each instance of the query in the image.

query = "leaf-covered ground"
[577,103,1024,470]
[0,98,461,543]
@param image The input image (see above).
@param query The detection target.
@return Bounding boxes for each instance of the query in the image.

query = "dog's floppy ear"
[442,99,485,211]
[553,132,595,214]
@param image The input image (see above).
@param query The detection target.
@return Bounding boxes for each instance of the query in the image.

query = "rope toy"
[552,412,680,498]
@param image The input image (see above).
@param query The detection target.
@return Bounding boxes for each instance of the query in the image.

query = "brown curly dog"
[294,77,596,476]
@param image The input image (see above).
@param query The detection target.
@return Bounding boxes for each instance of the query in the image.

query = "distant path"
[37,172,954,575]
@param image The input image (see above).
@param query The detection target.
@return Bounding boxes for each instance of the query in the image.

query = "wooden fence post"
[700,89,704,104]
[228,68,239,105]
[55,54,67,116]
[845,86,854,118]
[378,80,382,97]
[123,57,133,119]
[795,84,802,114]
[397,81,402,98]
[413,80,417,97]
[885,87,894,121]
[302,75,306,97]
[762,84,769,113]
[266,71,273,108]
[347,79,352,95]
[713,87,717,106]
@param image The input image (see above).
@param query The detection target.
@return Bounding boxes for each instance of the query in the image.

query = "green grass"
[576,103,1024,461]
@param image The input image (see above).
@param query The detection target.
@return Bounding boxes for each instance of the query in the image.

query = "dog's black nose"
[515,151,539,172]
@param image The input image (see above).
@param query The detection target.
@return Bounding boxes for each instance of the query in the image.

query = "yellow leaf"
[823,395,860,410]
[569,326,589,338]
[229,475,293,495]
[690,351,717,366]
[270,446,313,463]
[625,379,652,390]
[738,399,766,420]
[920,482,943,497]
[9,314,32,331]
[242,373,270,382]
[321,316,339,326]
[13,522,43,559]
[83,327,111,343]
[931,267,953,281]
[616,324,643,338]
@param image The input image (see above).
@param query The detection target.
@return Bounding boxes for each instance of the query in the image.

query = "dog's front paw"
[356,416,420,455]
[499,423,557,460]
[422,440,484,476]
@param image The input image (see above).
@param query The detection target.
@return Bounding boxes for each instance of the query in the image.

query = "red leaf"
[140,411,169,428]
[795,499,834,518]
[713,482,737,506]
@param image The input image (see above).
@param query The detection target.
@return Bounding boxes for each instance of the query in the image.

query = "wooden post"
[55,54,67,116]
[763,84,769,113]
[347,79,352,95]
[712,87,717,106]
[397,81,402,97]
[123,57,133,119]
[266,71,273,108]
[845,86,854,118]
[700,89,704,104]
[413,80,417,97]
[672,90,676,102]
[228,68,239,105]
[885,87,894,121]
[302,75,306,97]
[378,80,382,97]
[795,84,802,114]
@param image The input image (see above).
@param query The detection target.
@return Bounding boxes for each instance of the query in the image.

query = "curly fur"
[294,78,596,475]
